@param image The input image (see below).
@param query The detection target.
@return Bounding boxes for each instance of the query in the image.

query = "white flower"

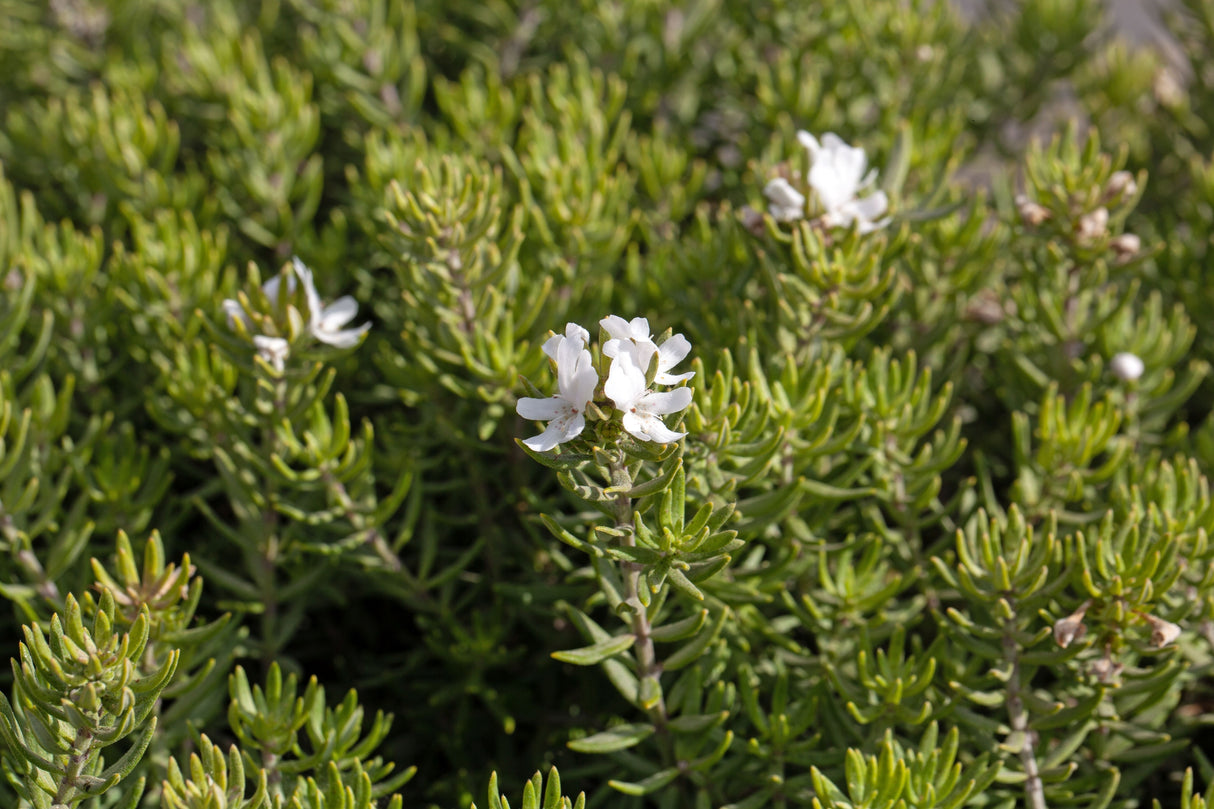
[600,315,694,385]
[1144,613,1181,648]
[797,130,890,233]
[763,177,806,222]
[542,322,591,361]
[1105,170,1138,200]
[1109,233,1141,260]
[292,258,371,348]
[1076,207,1109,246]
[221,258,370,349]
[1110,352,1144,382]
[516,336,598,452]
[605,348,693,444]
[1015,194,1051,227]
[253,335,290,374]
[1052,602,1089,648]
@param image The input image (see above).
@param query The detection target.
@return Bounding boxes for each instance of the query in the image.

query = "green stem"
[1003,625,1047,809]
[257,376,287,671]
[608,458,670,739]
[321,466,403,572]
[54,725,96,806]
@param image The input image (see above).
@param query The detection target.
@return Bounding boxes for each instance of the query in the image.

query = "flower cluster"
[763,130,890,234]
[222,257,371,371]
[517,316,695,452]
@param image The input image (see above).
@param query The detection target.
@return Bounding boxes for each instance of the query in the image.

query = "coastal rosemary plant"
[2,0,1214,808]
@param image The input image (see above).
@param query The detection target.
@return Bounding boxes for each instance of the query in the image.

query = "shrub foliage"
[2,0,1214,808]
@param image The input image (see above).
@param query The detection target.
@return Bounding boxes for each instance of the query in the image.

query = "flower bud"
[965,291,1005,325]
[1105,170,1138,201]
[1153,67,1184,109]
[763,177,807,223]
[1053,602,1090,648]
[253,335,290,374]
[1015,194,1050,227]
[740,205,766,236]
[1088,655,1124,683]
[1076,207,1109,245]
[1144,613,1181,648]
[1109,352,1144,382]
[1109,233,1141,260]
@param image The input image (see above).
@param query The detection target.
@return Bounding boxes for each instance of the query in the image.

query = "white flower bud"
[1109,352,1144,382]
[1153,68,1184,109]
[740,205,766,235]
[763,177,807,223]
[1053,602,1090,648]
[253,335,290,374]
[1144,614,1181,648]
[1015,194,1050,227]
[1088,656,1123,683]
[1076,207,1109,245]
[1105,171,1138,201]
[1109,233,1141,260]
[965,292,1005,325]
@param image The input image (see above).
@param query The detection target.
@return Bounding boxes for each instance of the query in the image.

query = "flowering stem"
[608,458,670,740]
[257,375,288,671]
[320,467,403,572]
[54,725,96,805]
[1003,626,1047,809]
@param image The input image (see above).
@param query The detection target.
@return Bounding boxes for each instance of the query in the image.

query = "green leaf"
[608,768,680,796]
[551,634,636,666]
[650,610,708,643]
[664,607,728,671]
[567,723,655,753]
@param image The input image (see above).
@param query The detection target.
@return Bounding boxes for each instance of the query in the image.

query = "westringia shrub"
[2,0,1214,807]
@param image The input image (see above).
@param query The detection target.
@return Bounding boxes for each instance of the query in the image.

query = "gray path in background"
[952,0,1177,49]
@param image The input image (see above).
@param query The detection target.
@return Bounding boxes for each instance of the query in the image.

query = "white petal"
[809,161,855,213]
[654,334,694,385]
[763,177,805,211]
[797,130,820,154]
[565,322,591,346]
[837,144,868,189]
[605,350,646,410]
[768,202,803,223]
[654,370,696,385]
[262,275,283,306]
[292,257,324,325]
[521,405,586,451]
[222,298,250,328]
[557,345,596,402]
[851,191,889,223]
[319,296,360,330]
[563,349,599,408]
[555,336,584,380]
[253,335,290,372]
[640,387,693,416]
[819,133,848,152]
[657,334,691,370]
[600,315,633,340]
[517,396,565,420]
[313,322,370,348]
[626,317,651,341]
[622,411,686,443]
[522,421,569,452]
[545,323,591,360]
[253,335,289,353]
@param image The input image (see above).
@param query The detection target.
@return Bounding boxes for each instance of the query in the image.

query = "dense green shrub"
[2,0,1214,807]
